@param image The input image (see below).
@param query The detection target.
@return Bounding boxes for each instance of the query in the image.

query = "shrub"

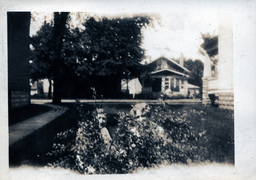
[46,103,208,174]
[46,128,76,169]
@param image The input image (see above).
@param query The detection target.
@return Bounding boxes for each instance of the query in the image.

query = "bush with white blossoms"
[46,103,208,174]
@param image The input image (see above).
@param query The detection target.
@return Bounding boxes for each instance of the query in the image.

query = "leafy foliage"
[30,22,55,82]
[30,15,150,98]
[62,16,151,77]
[199,33,218,76]
[184,59,204,93]
[46,104,208,174]
[200,33,218,58]
[64,16,150,97]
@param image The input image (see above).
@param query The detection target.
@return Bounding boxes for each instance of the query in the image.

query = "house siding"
[8,12,31,108]
[202,14,234,110]
[218,92,234,110]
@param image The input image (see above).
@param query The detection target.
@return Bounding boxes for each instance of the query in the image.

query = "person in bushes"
[96,108,112,148]
[130,103,166,138]
[75,107,114,172]
[130,103,151,121]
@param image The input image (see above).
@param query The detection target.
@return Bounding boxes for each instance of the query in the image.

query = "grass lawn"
[103,103,234,163]
[165,104,234,164]
[9,104,53,126]
[9,103,234,167]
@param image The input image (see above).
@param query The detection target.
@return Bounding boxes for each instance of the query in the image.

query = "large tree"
[30,14,150,99]
[52,12,69,104]
[63,16,150,97]
[30,12,70,102]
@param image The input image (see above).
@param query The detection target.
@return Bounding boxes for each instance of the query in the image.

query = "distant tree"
[199,33,218,57]
[199,33,218,76]
[63,16,150,97]
[184,59,204,93]
[30,21,54,98]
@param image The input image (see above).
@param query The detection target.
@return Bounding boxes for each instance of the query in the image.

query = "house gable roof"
[147,56,190,73]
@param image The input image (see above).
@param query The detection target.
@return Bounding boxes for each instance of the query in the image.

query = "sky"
[30,2,220,63]
[141,12,218,61]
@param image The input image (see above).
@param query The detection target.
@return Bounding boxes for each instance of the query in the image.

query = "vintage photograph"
[8,10,234,173]
[4,0,255,179]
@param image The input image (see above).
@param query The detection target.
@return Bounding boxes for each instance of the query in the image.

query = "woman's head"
[95,108,107,128]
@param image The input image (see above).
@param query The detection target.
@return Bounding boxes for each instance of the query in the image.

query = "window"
[176,78,180,91]
[162,60,168,69]
[181,79,184,89]
[165,78,169,90]
[171,78,174,91]
[156,61,162,70]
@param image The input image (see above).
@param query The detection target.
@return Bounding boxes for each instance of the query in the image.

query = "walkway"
[9,104,68,146]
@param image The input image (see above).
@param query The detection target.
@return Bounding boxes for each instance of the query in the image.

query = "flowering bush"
[46,103,208,174]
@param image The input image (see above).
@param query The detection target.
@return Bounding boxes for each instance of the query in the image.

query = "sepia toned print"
[4,1,255,179]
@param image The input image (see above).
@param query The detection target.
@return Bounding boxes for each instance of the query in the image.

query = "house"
[202,14,234,110]
[141,56,191,99]
[8,12,31,108]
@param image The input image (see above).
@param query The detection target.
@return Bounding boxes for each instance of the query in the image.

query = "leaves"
[30,15,150,98]
[184,59,203,91]
[30,21,55,81]
[73,16,150,78]
[200,33,218,58]
[46,103,209,174]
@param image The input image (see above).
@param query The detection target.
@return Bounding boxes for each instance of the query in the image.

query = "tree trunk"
[52,12,69,104]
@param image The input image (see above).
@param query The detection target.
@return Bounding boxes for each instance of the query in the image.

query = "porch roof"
[188,83,200,89]
[150,69,188,77]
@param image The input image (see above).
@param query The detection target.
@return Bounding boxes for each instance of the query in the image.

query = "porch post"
[202,50,212,105]
[202,78,209,105]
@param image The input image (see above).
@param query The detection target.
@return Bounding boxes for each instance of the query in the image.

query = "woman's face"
[97,113,107,127]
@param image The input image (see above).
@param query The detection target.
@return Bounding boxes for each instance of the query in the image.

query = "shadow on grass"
[9,103,92,167]
[9,104,53,126]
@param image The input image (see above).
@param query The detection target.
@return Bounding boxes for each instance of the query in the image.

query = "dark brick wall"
[8,12,31,108]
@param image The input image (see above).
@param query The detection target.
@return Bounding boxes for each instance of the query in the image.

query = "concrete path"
[9,104,68,146]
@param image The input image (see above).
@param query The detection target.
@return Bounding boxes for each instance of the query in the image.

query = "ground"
[9,104,52,126]
[9,103,234,167]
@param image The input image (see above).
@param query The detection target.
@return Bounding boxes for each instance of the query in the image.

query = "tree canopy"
[30,14,150,98]
[63,16,150,79]
[30,21,54,82]
[200,33,218,58]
